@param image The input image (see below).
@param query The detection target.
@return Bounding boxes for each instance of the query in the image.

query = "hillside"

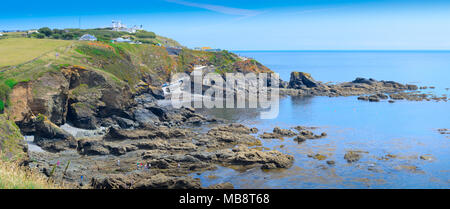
[0,32,272,139]
[0,38,73,68]
[0,32,274,188]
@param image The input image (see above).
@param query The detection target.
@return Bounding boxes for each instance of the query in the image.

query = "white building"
[111,20,143,33]
[27,30,38,34]
[113,37,134,43]
[79,34,97,41]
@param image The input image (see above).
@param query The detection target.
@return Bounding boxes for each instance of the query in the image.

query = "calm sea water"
[193,51,450,189]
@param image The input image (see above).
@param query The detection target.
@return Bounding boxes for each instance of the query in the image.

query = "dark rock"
[344,151,363,163]
[288,72,321,88]
[134,173,202,189]
[68,102,98,130]
[273,127,296,136]
[326,160,335,165]
[368,95,380,102]
[407,84,418,91]
[78,139,110,155]
[113,115,138,129]
[228,145,294,169]
[294,135,306,143]
[259,127,296,139]
[132,107,160,125]
[357,96,369,101]
[352,77,377,85]
[376,93,388,100]
[207,124,261,146]
[104,126,190,141]
[91,174,132,189]
[33,115,77,152]
[207,182,234,189]
[390,93,405,100]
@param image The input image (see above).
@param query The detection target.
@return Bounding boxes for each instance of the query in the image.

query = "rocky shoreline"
[3,65,446,189]
[280,72,447,102]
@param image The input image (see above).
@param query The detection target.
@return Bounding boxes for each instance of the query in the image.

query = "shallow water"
[193,51,450,189]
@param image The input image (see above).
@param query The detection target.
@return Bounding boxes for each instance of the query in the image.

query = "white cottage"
[79,34,97,41]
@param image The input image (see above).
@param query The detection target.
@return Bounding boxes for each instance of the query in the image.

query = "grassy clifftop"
[0,34,271,113]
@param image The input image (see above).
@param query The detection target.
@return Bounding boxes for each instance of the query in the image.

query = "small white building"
[111,20,143,33]
[113,37,134,43]
[27,30,38,34]
[79,34,97,41]
[0,33,3,36]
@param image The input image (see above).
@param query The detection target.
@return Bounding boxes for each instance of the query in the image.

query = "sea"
[192,51,450,189]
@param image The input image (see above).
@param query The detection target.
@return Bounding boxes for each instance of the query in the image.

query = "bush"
[4,79,18,89]
[62,33,74,40]
[51,33,61,39]
[0,83,11,111]
[52,29,64,34]
[35,33,45,39]
[38,27,52,37]
[135,31,156,39]
[0,100,4,113]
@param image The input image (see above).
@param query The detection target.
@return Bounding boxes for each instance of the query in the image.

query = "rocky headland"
[0,37,445,189]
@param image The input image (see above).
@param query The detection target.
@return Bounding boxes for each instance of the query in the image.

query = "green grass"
[0,38,73,67]
[0,100,4,112]
[0,158,66,189]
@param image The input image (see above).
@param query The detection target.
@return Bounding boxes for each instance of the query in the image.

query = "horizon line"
[231,49,450,52]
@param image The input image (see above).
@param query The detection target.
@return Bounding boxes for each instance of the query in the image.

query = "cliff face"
[7,65,133,133]
[2,39,273,135]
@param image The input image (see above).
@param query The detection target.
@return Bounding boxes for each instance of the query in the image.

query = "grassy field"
[0,38,73,68]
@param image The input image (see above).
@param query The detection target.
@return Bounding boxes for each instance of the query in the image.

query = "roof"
[114,37,133,42]
[79,34,97,41]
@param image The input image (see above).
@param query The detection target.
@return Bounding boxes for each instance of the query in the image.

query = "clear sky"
[1,0,450,50]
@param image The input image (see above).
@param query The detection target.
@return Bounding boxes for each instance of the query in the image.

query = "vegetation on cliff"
[0,158,65,189]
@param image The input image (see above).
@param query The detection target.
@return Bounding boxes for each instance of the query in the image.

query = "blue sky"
[1,0,450,50]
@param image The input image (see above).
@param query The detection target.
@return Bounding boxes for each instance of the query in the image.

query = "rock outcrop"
[288,72,322,89]
[33,114,77,152]
[7,66,134,133]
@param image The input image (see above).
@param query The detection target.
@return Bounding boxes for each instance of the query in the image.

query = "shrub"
[0,83,11,112]
[62,33,74,40]
[4,79,18,89]
[0,83,11,101]
[135,31,156,39]
[0,100,4,113]
[51,33,61,39]
[38,27,52,37]
[35,33,45,39]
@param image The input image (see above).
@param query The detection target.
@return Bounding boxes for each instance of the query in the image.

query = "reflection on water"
[195,96,450,188]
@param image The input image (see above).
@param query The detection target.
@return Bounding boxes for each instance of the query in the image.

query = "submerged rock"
[308,153,327,161]
[344,151,363,163]
[259,127,296,139]
[419,155,434,161]
[294,135,306,143]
